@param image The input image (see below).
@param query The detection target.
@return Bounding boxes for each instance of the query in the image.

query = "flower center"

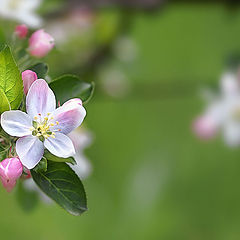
[30,113,60,141]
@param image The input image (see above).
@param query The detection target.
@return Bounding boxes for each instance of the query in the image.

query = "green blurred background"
[2,1,240,239]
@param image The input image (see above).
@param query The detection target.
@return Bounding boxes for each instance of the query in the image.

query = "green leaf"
[33,157,48,173]
[0,144,9,161]
[44,150,76,165]
[16,181,39,213]
[49,74,94,104]
[0,46,23,110]
[31,161,87,216]
[0,28,5,50]
[0,88,10,113]
[29,63,49,79]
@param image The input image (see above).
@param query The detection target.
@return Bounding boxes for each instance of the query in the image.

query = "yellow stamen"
[31,114,61,140]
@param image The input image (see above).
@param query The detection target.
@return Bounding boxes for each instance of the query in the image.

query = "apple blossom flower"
[0,0,42,28]
[22,70,38,95]
[0,158,23,192]
[29,30,55,58]
[193,71,240,146]
[1,79,86,169]
[15,24,28,38]
[68,128,92,179]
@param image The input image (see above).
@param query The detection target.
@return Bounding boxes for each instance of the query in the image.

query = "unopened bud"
[0,158,23,192]
[22,70,38,95]
[15,24,28,39]
[29,29,55,58]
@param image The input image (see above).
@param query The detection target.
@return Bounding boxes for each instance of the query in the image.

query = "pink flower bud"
[192,116,217,140]
[15,24,28,39]
[0,158,23,192]
[22,70,38,95]
[63,98,83,107]
[29,29,55,58]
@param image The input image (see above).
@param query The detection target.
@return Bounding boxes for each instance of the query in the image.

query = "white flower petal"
[44,133,75,158]
[68,129,92,151]
[16,136,44,169]
[1,110,32,137]
[19,0,42,11]
[26,79,56,118]
[50,102,86,135]
[0,0,42,28]
[69,154,92,180]
[18,13,43,28]
[223,121,240,147]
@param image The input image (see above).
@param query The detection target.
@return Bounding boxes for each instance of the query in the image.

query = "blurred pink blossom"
[29,29,55,58]
[194,71,240,146]
[193,116,217,140]
[68,128,93,179]
[15,24,28,38]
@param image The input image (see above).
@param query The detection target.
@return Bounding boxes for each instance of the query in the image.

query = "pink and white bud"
[15,24,28,39]
[22,70,38,95]
[29,29,55,58]
[192,116,217,140]
[63,98,83,107]
[0,158,23,192]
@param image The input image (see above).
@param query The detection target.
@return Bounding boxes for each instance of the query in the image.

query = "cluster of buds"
[14,24,55,58]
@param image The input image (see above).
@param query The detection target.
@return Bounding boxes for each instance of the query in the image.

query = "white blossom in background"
[0,0,43,28]
[98,66,131,98]
[193,71,240,146]
[46,7,94,45]
[113,36,138,63]
[68,128,93,180]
